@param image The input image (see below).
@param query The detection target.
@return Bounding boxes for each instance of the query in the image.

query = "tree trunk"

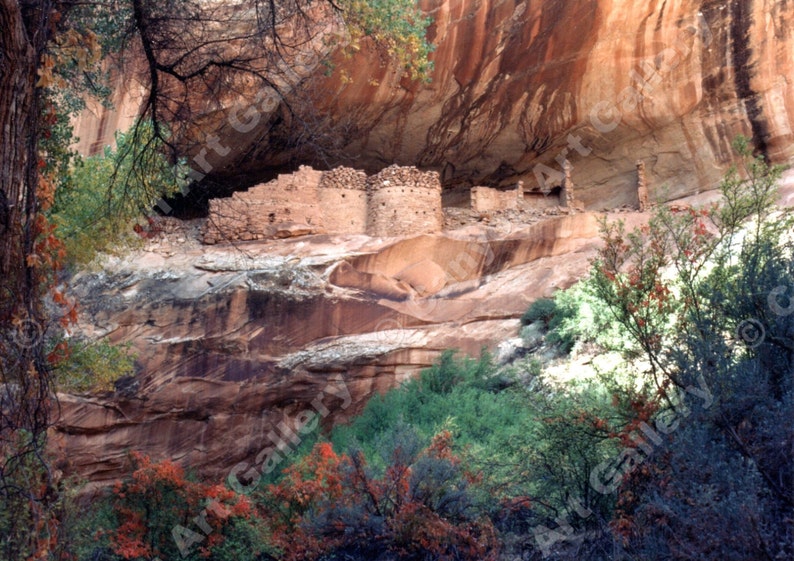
[0,1,39,312]
[0,3,54,557]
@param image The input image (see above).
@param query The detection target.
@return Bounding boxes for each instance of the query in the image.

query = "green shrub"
[51,337,135,393]
[585,136,794,560]
[521,280,635,356]
[50,120,186,265]
[520,298,557,327]
[327,347,627,531]
[339,0,435,81]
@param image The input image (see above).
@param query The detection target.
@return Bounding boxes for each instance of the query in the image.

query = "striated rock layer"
[306,0,794,205]
[53,211,653,488]
[74,0,794,208]
[50,170,794,487]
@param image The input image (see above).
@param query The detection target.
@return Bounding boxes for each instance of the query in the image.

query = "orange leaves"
[264,441,348,557]
[110,510,152,560]
[591,416,609,432]
[36,54,58,89]
[230,495,253,518]
[628,397,658,422]
[59,29,102,71]
[269,441,344,512]
[609,514,636,545]
[26,253,43,268]
[30,213,67,276]
[316,440,336,461]
[261,434,498,560]
[425,429,458,464]
[33,213,53,237]
[46,340,69,365]
[109,453,258,560]
[613,400,660,449]
[36,174,56,211]
[501,495,532,513]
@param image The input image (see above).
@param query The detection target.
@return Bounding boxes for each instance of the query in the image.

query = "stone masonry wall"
[318,167,368,234]
[366,165,443,237]
[203,165,443,243]
[203,166,323,243]
[471,186,519,212]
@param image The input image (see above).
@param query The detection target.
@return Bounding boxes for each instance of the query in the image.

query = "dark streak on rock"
[731,0,769,159]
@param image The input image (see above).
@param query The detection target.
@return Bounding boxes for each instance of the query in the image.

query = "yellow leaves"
[337,0,434,82]
[36,54,58,89]
[66,29,102,70]
[36,29,103,89]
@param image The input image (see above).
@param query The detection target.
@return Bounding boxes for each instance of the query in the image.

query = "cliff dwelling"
[200,161,626,244]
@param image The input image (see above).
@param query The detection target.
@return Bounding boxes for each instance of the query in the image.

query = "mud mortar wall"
[204,165,443,243]
[471,186,519,212]
[366,165,443,237]
[203,166,324,243]
[318,167,368,234]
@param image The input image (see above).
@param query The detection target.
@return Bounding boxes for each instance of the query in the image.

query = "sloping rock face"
[51,174,794,489]
[74,0,794,208]
[52,212,650,488]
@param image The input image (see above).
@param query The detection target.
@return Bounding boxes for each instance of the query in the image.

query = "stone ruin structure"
[202,167,324,244]
[201,159,651,245]
[470,185,520,212]
[318,167,368,233]
[202,165,442,243]
[559,160,579,210]
[637,160,650,212]
[366,166,444,238]
[471,170,579,213]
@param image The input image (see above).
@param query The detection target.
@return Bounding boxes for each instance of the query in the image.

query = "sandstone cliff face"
[58,0,794,488]
[52,171,794,488]
[75,0,794,207]
[309,0,793,206]
[53,212,647,487]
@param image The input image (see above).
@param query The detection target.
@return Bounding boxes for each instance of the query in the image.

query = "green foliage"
[339,0,435,81]
[520,297,557,327]
[507,376,621,522]
[586,137,794,559]
[0,432,49,561]
[520,282,630,356]
[329,349,624,531]
[80,452,273,561]
[51,338,135,393]
[331,351,522,470]
[204,517,274,561]
[38,3,130,205]
[50,121,186,265]
[55,136,794,560]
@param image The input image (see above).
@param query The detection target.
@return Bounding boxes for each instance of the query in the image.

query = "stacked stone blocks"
[203,164,443,243]
[471,186,520,212]
[365,165,443,238]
